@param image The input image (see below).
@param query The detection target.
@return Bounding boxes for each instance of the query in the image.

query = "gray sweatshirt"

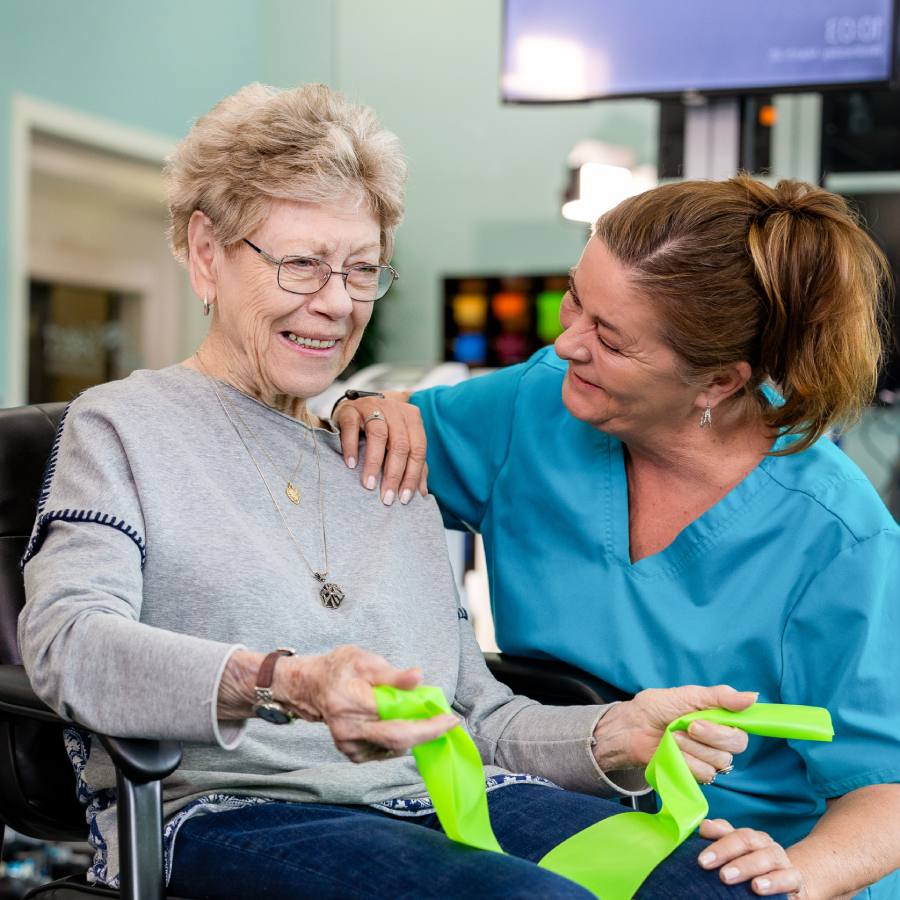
[19,364,643,884]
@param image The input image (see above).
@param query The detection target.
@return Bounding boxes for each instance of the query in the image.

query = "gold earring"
[699,403,712,428]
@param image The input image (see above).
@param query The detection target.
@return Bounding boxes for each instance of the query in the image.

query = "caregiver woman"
[335,177,900,898]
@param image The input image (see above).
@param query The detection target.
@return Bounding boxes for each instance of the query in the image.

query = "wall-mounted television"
[502,0,898,102]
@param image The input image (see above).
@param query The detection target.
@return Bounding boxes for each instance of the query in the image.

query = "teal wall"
[260,0,335,89]
[0,0,254,404]
[333,0,656,361]
[0,0,334,403]
[1,0,655,396]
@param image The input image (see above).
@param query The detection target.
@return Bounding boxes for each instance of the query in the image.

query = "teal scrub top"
[412,347,900,898]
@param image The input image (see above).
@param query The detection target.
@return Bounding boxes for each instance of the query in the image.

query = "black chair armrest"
[484,652,632,705]
[0,664,182,899]
[99,735,182,785]
[0,665,182,781]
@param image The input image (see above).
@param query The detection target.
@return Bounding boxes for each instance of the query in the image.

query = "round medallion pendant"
[319,582,345,609]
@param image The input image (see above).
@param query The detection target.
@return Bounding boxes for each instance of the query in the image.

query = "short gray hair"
[164,82,406,263]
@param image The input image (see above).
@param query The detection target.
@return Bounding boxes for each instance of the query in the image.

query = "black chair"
[0,403,185,900]
[0,402,641,900]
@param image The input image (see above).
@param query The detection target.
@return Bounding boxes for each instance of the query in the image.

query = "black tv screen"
[502,0,898,101]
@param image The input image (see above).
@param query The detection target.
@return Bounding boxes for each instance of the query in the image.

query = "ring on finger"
[716,764,735,776]
[364,410,384,424]
[702,772,718,785]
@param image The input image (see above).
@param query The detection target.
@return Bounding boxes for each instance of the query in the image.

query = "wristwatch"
[253,648,296,725]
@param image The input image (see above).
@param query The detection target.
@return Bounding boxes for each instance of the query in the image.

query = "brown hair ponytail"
[595,174,892,453]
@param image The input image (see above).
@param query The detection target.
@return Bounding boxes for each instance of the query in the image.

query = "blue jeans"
[169,784,780,899]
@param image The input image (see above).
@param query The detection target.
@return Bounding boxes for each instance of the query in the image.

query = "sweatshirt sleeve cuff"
[209,644,249,750]
[587,703,652,797]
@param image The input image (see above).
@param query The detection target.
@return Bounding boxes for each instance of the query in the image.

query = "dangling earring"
[699,402,712,429]
[203,293,213,316]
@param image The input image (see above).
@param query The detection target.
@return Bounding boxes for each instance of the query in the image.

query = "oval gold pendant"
[285,482,301,504]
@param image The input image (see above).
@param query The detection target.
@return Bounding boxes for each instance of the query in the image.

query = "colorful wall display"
[444,275,568,367]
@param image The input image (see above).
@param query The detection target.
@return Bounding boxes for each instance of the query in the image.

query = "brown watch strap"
[256,648,295,690]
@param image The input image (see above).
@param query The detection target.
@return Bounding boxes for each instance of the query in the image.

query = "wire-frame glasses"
[242,239,398,302]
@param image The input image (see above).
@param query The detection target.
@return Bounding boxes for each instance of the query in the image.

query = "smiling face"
[554,237,702,440]
[201,195,380,403]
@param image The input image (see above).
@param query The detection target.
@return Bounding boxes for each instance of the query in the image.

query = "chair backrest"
[0,402,86,841]
[0,402,67,666]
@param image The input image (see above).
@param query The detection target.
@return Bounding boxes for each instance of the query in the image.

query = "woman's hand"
[220,646,457,763]
[276,645,457,763]
[699,818,807,897]
[333,392,428,505]
[591,684,756,782]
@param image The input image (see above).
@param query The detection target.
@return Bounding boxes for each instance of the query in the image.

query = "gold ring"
[717,764,735,776]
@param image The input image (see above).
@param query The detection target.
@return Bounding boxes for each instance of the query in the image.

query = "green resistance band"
[539,703,833,899]
[374,684,502,852]
[374,685,833,900]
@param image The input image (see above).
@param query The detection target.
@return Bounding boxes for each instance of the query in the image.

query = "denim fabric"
[169,784,778,899]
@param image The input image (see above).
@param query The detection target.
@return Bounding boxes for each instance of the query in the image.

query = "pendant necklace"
[197,360,347,609]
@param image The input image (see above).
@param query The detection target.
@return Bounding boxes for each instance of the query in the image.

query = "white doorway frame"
[6,94,175,407]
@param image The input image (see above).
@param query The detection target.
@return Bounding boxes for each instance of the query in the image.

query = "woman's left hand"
[698,818,807,898]
[593,684,754,783]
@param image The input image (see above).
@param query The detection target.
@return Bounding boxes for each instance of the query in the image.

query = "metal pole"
[115,771,166,900]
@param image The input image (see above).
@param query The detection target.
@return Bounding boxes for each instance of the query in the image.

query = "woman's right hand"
[332,392,428,505]
[276,645,457,763]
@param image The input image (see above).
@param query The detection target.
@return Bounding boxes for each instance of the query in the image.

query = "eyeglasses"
[242,239,398,302]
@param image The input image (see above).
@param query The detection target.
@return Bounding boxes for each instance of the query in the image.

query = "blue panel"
[503,0,896,99]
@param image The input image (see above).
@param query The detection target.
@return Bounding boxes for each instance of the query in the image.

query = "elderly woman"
[335,176,900,898]
[18,84,765,900]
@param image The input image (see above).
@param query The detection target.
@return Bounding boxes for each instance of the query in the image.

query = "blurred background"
[1,1,900,891]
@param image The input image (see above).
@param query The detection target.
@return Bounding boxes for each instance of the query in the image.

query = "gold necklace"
[220,393,308,504]
[193,351,312,504]
[197,362,346,609]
